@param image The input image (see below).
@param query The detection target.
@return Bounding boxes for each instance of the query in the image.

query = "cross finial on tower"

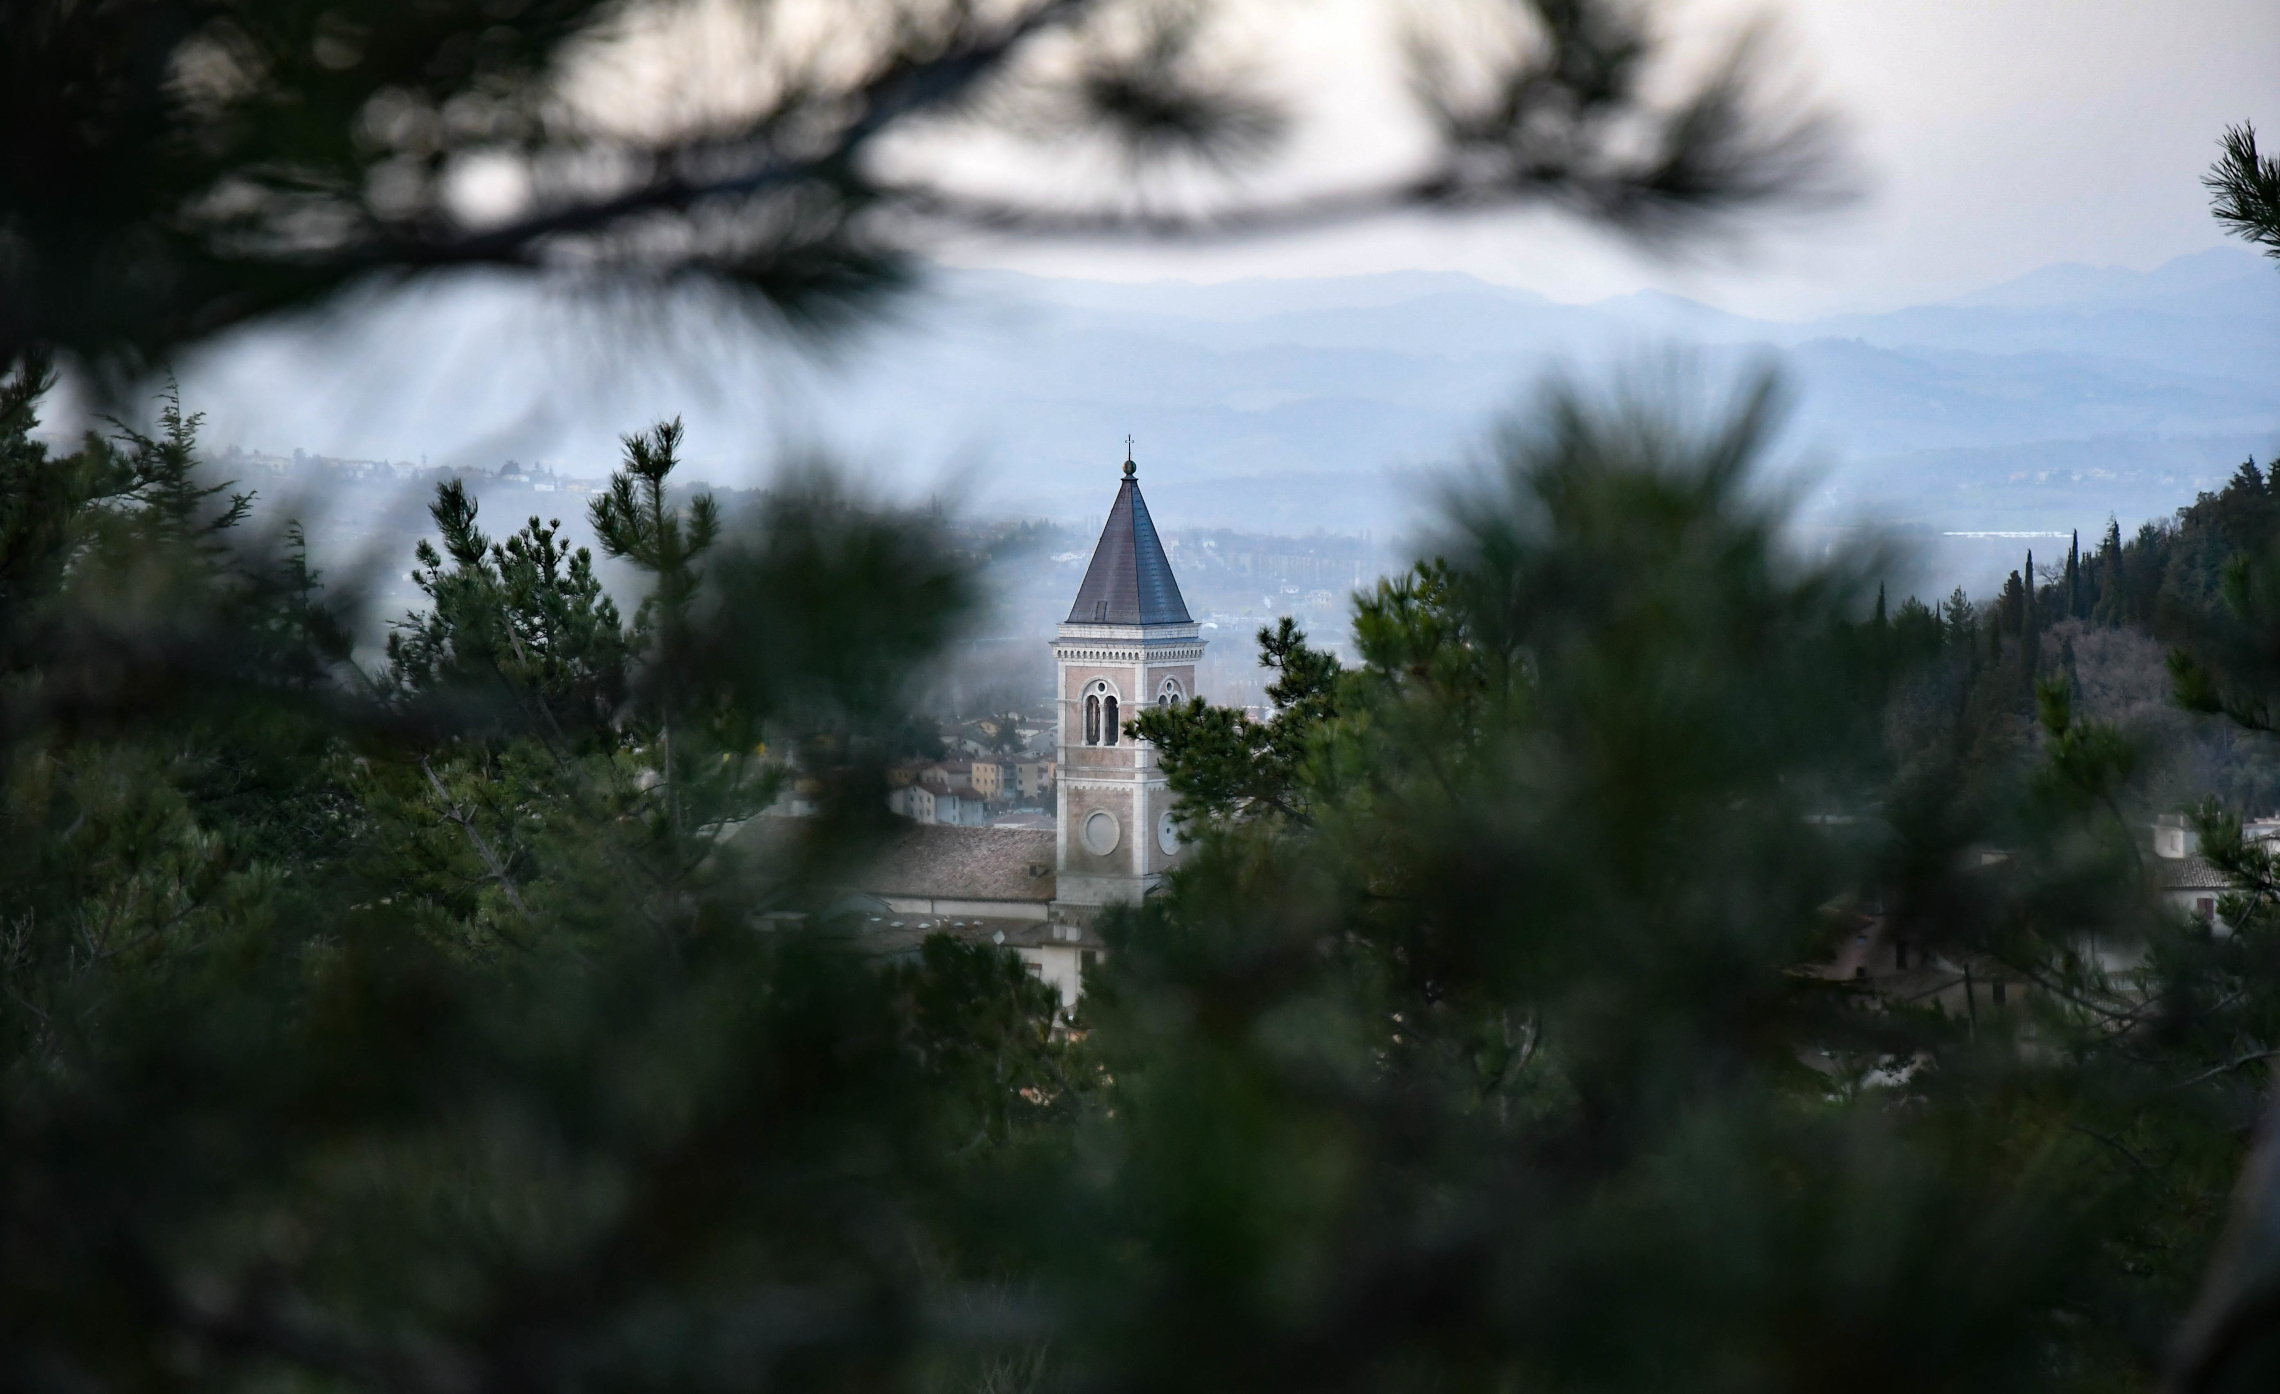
[1123,435,1135,477]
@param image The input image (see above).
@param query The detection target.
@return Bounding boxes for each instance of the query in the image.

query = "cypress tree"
[2094,518,2125,625]
[2022,548,2043,681]
[1870,583,1890,701]
[1942,587,1971,653]
[2066,530,2081,619]
[1997,569,2025,639]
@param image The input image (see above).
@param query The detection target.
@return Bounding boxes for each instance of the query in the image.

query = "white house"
[2153,812,2235,928]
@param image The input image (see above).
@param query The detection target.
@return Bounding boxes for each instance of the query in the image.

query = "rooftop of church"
[1065,454,1191,627]
[861,824,1058,905]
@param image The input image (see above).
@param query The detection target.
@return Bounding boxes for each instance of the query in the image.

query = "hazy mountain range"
[163,244,2279,590]
[867,248,2279,535]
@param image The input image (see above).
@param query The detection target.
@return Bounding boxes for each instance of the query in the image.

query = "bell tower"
[1054,448,1205,907]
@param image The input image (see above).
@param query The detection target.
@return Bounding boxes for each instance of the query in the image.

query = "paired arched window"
[1156,676,1183,708]
[1081,682,1121,746]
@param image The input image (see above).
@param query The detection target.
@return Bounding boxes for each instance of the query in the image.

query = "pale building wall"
[1052,633,1202,904]
[879,895,1052,922]
[1013,943,1095,1012]
[2164,888,2229,933]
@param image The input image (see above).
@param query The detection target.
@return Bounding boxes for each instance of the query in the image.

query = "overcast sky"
[115,0,2280,488]
[942,0,2280,318]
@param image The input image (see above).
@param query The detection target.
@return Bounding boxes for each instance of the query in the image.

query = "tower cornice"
[1054,621,1202,644]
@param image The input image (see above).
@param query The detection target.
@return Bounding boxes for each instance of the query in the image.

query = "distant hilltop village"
[219,445,604,493]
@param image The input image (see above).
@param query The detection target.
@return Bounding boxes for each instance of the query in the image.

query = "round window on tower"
[1157,810,1181,855]
[1081,809,1121,856]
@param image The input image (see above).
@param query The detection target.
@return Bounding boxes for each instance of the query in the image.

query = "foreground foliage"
[1127,379,2280,1392]
[7,358,2280,1391]
[3,9,2278,1377]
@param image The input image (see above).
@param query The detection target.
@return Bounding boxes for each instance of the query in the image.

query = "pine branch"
[2206,123,2280,262]
[421,758,533,925]
[2170,1047,2280,1095]
[5,0,1847,363]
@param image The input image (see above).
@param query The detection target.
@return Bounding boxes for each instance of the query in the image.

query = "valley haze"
[124,244,2280,603]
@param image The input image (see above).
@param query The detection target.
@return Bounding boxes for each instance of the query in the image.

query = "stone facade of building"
[1052,454,1204,907]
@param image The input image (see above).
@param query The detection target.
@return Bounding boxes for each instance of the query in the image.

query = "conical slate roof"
[1066,463,1191,626]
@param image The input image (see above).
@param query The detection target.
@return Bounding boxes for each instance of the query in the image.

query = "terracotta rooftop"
[861,824,1057,903]
[2154,854,2233,891]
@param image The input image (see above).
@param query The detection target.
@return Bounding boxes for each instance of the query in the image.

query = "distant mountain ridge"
[1947,248,2270,311]
[855,247,2279,531]
[172,246,2280,566]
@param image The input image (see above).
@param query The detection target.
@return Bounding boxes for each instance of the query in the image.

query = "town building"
[1013,758,1055,802]
[2153,812,2233,927]
[1806,814,2264,1036]
[1051,451,1204,906]
[889,781,987,826]
[930,758,1004,801]
[886,783,941,824]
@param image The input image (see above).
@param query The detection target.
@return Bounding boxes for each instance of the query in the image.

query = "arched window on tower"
[1084,694,1100,745]
[1157,676,1183,708]
[1103,696,1119,745]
